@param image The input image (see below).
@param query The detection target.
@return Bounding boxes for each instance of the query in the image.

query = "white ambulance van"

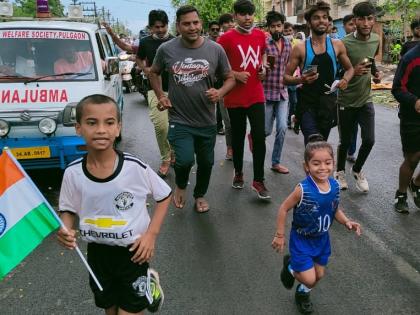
[0,19,122,169]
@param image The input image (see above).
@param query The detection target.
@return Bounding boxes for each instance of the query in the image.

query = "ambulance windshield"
[0,29,98,82]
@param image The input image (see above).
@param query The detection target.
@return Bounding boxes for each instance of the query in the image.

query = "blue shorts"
[289,229,331,272]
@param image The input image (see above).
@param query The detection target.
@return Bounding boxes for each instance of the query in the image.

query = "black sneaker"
[409,179,420,209]
[251,181,271,199]
[295,286,314,314]
[232,172,244,189]
[394,191,409,214]
[280,254,294,289]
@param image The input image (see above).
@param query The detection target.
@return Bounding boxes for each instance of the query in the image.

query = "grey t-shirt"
[153,37,231,127]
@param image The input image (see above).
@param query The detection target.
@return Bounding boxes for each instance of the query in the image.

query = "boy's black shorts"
[87,242,150,313]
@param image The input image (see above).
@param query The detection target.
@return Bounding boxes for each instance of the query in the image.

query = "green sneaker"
[146,268,164,313]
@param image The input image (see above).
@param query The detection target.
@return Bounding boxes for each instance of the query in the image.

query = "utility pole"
[402,0,408,42]
[79,1,97,20]
[106,9,111,24]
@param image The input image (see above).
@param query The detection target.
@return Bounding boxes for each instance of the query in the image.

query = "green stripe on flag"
[0,203,60,279]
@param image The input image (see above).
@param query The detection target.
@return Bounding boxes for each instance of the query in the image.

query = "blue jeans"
[265,99,288,166]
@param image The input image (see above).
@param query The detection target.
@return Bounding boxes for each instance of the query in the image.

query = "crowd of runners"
[56,1,420,314]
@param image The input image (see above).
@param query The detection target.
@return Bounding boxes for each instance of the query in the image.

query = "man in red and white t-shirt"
[218,0,270,199]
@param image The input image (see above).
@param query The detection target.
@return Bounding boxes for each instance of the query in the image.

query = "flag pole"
[3,149,103,291]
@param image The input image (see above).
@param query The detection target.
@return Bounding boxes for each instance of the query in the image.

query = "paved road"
[1,93,420,314]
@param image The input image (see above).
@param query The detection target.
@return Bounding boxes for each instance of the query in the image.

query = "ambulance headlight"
[0,120,10,137]
[38,118,57,135]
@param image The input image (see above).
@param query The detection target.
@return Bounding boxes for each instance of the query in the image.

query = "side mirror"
[104,57,119,80]
[62,102,78,126]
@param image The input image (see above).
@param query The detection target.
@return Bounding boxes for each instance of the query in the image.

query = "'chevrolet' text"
[79,229,134,240]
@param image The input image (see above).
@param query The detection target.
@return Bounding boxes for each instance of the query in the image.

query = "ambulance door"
[96,31,121,102]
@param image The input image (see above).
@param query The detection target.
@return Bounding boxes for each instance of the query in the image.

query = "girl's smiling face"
[305,148,334,182]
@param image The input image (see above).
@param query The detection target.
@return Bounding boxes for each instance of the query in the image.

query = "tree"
[171,0,264,29]
[380,0,420,41]
[13,0,65,17]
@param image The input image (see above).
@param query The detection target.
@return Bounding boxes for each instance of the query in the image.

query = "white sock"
[297,283,312,293]
[288,264,295,277]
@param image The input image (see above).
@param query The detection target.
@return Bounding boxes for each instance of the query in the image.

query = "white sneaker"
[352,169,369,192]
[334,171,348,190]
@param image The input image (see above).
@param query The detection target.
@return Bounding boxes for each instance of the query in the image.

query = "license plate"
[11,147,51,159]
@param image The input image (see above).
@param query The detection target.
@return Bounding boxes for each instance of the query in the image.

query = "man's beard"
[271,32,282,41]
[312,28,326,36]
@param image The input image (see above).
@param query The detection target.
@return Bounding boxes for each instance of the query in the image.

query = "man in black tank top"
[284,1,353,145]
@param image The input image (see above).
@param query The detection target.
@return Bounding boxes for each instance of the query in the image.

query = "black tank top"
[300,44,335,106]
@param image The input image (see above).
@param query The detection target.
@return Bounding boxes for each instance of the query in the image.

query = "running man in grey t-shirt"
[149,5,235,212]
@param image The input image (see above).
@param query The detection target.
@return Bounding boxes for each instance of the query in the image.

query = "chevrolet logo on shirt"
[84,217,127,228]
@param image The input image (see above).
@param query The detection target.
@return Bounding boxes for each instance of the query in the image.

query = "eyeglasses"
[210,28,220,32]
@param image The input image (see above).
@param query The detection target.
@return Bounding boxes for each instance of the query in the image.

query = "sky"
[12,0,177,35]
[72,0,177,34]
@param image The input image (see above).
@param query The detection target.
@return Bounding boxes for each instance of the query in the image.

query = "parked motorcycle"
[118,52,136,93]
[133,68,149,103]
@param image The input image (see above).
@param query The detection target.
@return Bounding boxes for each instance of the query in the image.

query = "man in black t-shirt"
[136,10,175,177]
[400,19,420,57]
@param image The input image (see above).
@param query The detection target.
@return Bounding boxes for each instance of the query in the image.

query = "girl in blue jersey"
[272,135,361,314]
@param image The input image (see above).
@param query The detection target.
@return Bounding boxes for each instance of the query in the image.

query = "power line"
[121,0,173,8]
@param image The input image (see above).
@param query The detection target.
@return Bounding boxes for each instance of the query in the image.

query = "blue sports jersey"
[292,176,340,237]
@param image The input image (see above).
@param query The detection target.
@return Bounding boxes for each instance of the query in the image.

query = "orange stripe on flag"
[0,151,25,196]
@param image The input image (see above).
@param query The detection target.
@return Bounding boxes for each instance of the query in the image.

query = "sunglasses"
[210,28,220,32]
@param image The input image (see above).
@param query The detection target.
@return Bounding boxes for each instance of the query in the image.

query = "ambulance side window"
[100,32,113,57]
[96,33,106,60]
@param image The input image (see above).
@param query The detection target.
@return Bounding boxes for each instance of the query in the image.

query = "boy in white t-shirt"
[57,94,171,315]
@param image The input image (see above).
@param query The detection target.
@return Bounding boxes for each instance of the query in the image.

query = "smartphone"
[267,55,275,68]
[303,65,318,75]
[362,57,374,68]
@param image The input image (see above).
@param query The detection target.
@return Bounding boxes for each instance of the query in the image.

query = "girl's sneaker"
[280,254,294,289]
[146,268,164,313]
[295,286,313,314]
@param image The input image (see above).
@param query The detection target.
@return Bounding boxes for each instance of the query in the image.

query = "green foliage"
[380,0,420,43]
[171,0,264,28]
[390,42,402,64]
[381,0,419,20]
[13,0,64,17]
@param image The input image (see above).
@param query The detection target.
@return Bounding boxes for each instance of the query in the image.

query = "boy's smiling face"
[75,102,121,151]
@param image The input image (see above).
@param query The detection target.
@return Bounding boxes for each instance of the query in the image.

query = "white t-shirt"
[59,151,172,246]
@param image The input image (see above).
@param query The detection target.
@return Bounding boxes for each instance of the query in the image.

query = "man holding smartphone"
[284,1,353,145]
[263,11,292,175]
[334,2,382,193]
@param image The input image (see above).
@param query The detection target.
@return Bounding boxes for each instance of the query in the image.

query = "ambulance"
[0,14,123,169]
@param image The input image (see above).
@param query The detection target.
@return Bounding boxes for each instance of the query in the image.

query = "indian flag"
[0,150,60,280]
